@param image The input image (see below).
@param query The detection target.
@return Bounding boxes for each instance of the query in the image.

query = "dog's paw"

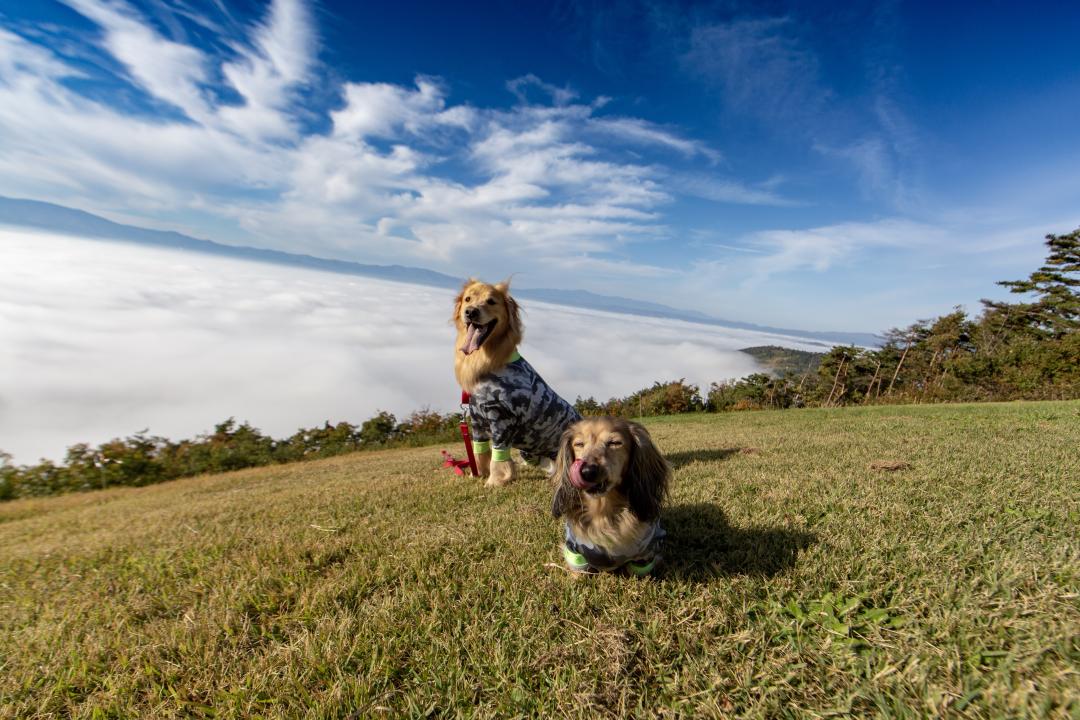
[484,475,512,488]
[486,459,516,487]
[476,452,491,478]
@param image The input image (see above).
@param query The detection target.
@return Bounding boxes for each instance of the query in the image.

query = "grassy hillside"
[2,402,1077,719]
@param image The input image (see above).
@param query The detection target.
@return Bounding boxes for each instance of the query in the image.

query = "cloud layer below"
[0,229,829,464]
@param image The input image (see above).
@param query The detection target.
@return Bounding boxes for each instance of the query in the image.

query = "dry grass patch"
[869,460,912,472]
[2,401,1078,718]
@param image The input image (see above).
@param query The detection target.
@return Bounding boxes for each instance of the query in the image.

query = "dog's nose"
[464,306,480,321]
[579,463,601,483]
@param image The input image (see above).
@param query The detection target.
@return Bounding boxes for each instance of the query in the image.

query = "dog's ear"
[505,294,522,340]
[624,421,670,522]
[495,280,523,341]
[551,427,579,518]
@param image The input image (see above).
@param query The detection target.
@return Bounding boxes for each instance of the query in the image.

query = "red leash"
[440,450,471,476]
[459,390,479,477]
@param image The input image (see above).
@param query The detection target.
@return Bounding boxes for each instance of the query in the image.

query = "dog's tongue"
[460,324,480,355]
[569,458,591,489]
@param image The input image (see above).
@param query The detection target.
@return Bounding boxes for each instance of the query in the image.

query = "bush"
[395,408,459,447]
[359,411,398,445]
[574,396,603,416]
[278,421,363,461]
[609,380,704,417]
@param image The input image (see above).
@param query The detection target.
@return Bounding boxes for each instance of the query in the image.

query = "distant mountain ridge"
[0,196,880,347]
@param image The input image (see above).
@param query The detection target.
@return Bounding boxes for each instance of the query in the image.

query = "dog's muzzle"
[569,459,605,493]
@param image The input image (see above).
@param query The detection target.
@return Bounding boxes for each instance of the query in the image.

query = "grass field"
[2,401,1078,719]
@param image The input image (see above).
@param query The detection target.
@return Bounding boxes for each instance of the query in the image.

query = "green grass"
[2,401,1078,719]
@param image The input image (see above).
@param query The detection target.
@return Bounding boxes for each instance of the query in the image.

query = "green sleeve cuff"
[472,440,491,454]
[492,447,512,462]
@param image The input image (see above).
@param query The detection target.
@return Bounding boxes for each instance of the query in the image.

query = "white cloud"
[0,229,831,464]
[671,216,1061,330]
[0,27,77,79]
[331,77,461,140]
[588,117,722,163]
[60,0,317,140]
[743,218,943,278]
[507,73,578,106]
[0,3,799,287]
[61,0,213,122]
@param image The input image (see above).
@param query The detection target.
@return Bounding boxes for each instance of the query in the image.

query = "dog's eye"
[607,439,623,447]
[486,298,496,305]
[464,296,471,302]
[572,440,585,448]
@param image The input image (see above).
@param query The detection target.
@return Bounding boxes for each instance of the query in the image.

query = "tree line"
[0,411,460,501]
[2,228,1076,501]
[577,229,1078,413]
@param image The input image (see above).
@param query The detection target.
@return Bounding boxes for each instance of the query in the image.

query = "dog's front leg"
[476,450,491,478]
[485,459,517,488]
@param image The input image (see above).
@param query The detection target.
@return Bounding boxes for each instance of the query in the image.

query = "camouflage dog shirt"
[468,353,581,462]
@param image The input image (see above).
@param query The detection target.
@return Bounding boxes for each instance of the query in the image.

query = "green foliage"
[0,409,460,502]
[167,418,277,476]
[1,451,19,501]
[707,372,802,411]
[394,408,460,447]
[573,395,603,416]
[622,379,705,416]
[359,410,398,445]
[276,420,364,462]
[576,380,704,417]
[985,228,1079,338]
[740,345,824,375]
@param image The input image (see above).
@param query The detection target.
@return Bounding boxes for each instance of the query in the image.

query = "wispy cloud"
[216,0,317,139]
[742,219,941,279]
[671,172,803,207]
[679,11,922,212]
[671,216,1059,331]
[507,73,578,106]
[0,0,790,288]
[61,0,213,122]
[682,16,827,125]
[588,116,723,163]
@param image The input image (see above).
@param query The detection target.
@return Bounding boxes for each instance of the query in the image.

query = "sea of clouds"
[0,228,823,464]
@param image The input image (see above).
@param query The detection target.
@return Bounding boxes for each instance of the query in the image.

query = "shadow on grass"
[665,448,743,469]
[661,503,815,581]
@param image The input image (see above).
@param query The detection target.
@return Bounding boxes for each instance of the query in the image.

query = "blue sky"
[1,0,1078,332]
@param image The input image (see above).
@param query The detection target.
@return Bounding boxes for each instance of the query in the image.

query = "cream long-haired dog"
[454,279,581,487]
[551,417,671,575]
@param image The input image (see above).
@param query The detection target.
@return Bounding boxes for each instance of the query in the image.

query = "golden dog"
[551,417,670,575]
[453,279,581,487]
[454,280,522,396]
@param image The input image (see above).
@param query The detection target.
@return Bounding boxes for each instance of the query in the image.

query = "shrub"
[359,411,398,446]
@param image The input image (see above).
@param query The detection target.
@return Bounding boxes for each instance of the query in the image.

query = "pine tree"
[984,228,1080,338]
